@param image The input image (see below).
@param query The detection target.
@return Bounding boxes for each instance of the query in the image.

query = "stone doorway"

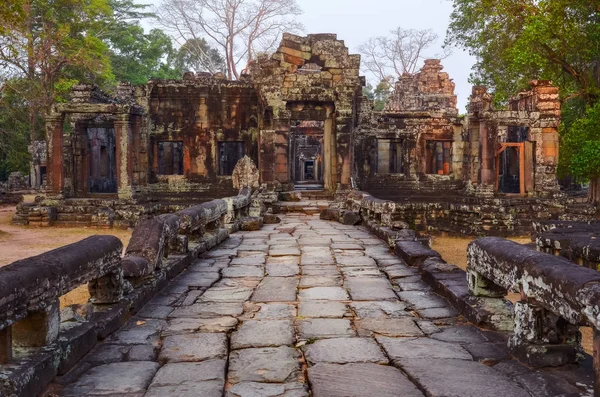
[86,126,117,194]
[290,120,324,189]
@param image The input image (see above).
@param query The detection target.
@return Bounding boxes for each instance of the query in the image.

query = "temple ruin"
[9,33,585,233]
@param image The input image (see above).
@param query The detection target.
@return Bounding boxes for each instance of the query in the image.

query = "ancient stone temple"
[17,33,570,231]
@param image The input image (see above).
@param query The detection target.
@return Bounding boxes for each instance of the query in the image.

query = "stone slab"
[252,277,298,302]
[170,302,244,319]
[397,358,530,397]
[297,319,355,339]
[145,381,224,397]
[159,333,228,363]
[377,337,472,360]
[345,279,397,301]
[231,320,295,349]
[228,346,301,384]
[304,338,388,364]
[227,382,308,397]
[308,363,423,397]
[298,302,349,318]
[350,301,409,318]
[61,361,160,396]
[355,318,423,337]
[298,287,349,301]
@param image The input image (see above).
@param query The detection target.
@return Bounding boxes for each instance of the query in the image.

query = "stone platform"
[52,214,593,397]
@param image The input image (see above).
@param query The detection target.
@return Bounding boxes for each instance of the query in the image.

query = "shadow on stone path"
[56,214,590,397]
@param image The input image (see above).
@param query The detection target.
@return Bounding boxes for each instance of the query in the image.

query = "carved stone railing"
[467,237,600,393]
[0,188,253,397]
[322,190,424,247]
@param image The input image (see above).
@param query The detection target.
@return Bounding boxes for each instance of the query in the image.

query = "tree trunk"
[589,177,600,204]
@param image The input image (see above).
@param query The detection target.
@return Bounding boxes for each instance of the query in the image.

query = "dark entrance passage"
[87,127,117,194]
[219,141,245,176]
[290,120,324,188]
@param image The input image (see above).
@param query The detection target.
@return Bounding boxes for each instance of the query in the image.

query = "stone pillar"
[12,301,60,348]
[0,327,12,364]
[89,269,125,304]
[479,122,495,186]
[324,107,335,190]
[114,114,133,198]
[45,113,65,195]
[508,301,582,367]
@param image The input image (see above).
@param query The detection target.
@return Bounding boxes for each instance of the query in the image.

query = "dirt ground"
[431,235,594,355]
[0,205,132,307]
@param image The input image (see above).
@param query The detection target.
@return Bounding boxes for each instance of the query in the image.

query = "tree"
[359,27,451,83]
[446,0,600,106]
[108,26,182,84]
[174,38,226,74]
[0,0,114,142]
[0,80,31,181]
[561,102,600,202]
[156,0,303,80]
[446,0,600,201]
[363,80,392,112]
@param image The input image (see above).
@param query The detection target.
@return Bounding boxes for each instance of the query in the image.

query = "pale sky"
[143,0,476,110]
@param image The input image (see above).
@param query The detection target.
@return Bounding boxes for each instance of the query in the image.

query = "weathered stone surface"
[397,359,530,397]
[232,156,260,190]
[61,362,160,396]
[231,320,295,349]
[397,291,451,310]
[164,317,238,334]
[150,359,226,386]
[228,347,301,383]
[342,211,361,225]
[227,382,308,397]
[170,302,244,318]
[350,301,409,318]
[298,302,349,318]
[308,363,424,397]
[266,263,299,277]
[297,319,355,339]
[159,333,228,363]
[377,336,472,360]
[345,279,397,301]
[252,277,298,302]
[355,318,423,337]
[304,338,388,364]
[222,266,264,278]
[250,303,296,319]
[146,381,224,397]
[299,275,342,287]
[241,217,264,231]
[298,287,349,301]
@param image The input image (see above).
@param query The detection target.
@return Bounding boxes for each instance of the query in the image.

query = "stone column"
[114,114,133,198]
[324,107,335,190]
[45,113,65,195]
[508,300,582,367]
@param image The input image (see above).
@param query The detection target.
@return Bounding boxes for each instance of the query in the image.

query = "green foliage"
[560,102,600,181]
[446,0,600,106]
[363,80,392,111]
[108,26,181,84]
[447,0,600,184]
[0,80,36,180]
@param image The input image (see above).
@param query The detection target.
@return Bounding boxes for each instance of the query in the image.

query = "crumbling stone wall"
[355,60,464,197]
[466,81,561,198]
[250,33,363,190]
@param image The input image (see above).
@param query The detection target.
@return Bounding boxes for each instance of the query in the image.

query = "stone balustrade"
[0,188,253,397]
[468,237,600,394]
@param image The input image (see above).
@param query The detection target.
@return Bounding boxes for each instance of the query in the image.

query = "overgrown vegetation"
[446,0,600,201]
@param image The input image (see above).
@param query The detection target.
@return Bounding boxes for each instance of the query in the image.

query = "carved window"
[158,141,184,175]
[218,141,245,176]
[376,139,404,174]
[426,141,452,175]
